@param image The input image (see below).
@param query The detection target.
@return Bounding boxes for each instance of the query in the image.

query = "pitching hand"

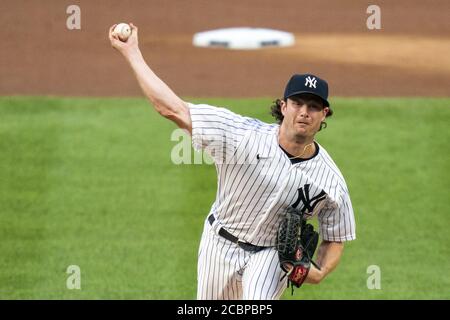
[109,23,139,57]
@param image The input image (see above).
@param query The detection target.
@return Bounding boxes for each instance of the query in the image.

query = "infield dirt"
[1,0,449,97]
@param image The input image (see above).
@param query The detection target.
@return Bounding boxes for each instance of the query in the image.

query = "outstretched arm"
[109,23,192,133]
[305,240,344,284]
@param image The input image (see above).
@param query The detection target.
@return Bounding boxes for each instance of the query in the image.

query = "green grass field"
[0,96,449,299]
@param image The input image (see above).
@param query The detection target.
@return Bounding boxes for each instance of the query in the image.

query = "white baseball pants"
[197,220,287,300]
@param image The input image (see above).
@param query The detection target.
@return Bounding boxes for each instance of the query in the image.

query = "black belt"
[208,214,267,253]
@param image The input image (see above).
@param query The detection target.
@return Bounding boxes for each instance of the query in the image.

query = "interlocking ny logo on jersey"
[292,184,327,215]
[305,76,317,89]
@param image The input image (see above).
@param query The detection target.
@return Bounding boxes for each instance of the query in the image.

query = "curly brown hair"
[270,93,333,131]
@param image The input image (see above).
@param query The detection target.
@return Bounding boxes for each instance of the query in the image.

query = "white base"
[193,27,295,50]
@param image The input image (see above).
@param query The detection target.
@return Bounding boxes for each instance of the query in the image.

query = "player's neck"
[278,132,316,159]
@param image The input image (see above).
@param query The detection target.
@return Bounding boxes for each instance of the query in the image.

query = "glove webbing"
[280,212,321,295]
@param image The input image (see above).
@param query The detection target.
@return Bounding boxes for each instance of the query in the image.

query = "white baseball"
[113,23,131,42]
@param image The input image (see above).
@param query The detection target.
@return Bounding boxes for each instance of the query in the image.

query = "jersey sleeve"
[188,103,265,163]
[318,189,356,242]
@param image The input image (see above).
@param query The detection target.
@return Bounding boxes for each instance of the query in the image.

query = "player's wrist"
[124,46,142,59]
[305,264,324,284]
[124,48,144,67]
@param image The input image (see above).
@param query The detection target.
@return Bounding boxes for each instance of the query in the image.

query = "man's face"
[280,94,329,140]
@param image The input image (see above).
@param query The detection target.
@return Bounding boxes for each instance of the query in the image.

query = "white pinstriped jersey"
[189,103,356,247]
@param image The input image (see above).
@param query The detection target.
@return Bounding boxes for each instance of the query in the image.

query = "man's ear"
[322,107,330,120]
[280,100,287,116]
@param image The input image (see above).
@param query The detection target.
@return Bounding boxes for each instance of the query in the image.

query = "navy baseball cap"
[283,74,330,107]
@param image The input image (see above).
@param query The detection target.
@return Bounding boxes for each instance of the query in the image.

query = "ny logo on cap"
[305,76,317,89]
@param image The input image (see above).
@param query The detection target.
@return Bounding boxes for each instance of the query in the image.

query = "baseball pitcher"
[109,24,356,300]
